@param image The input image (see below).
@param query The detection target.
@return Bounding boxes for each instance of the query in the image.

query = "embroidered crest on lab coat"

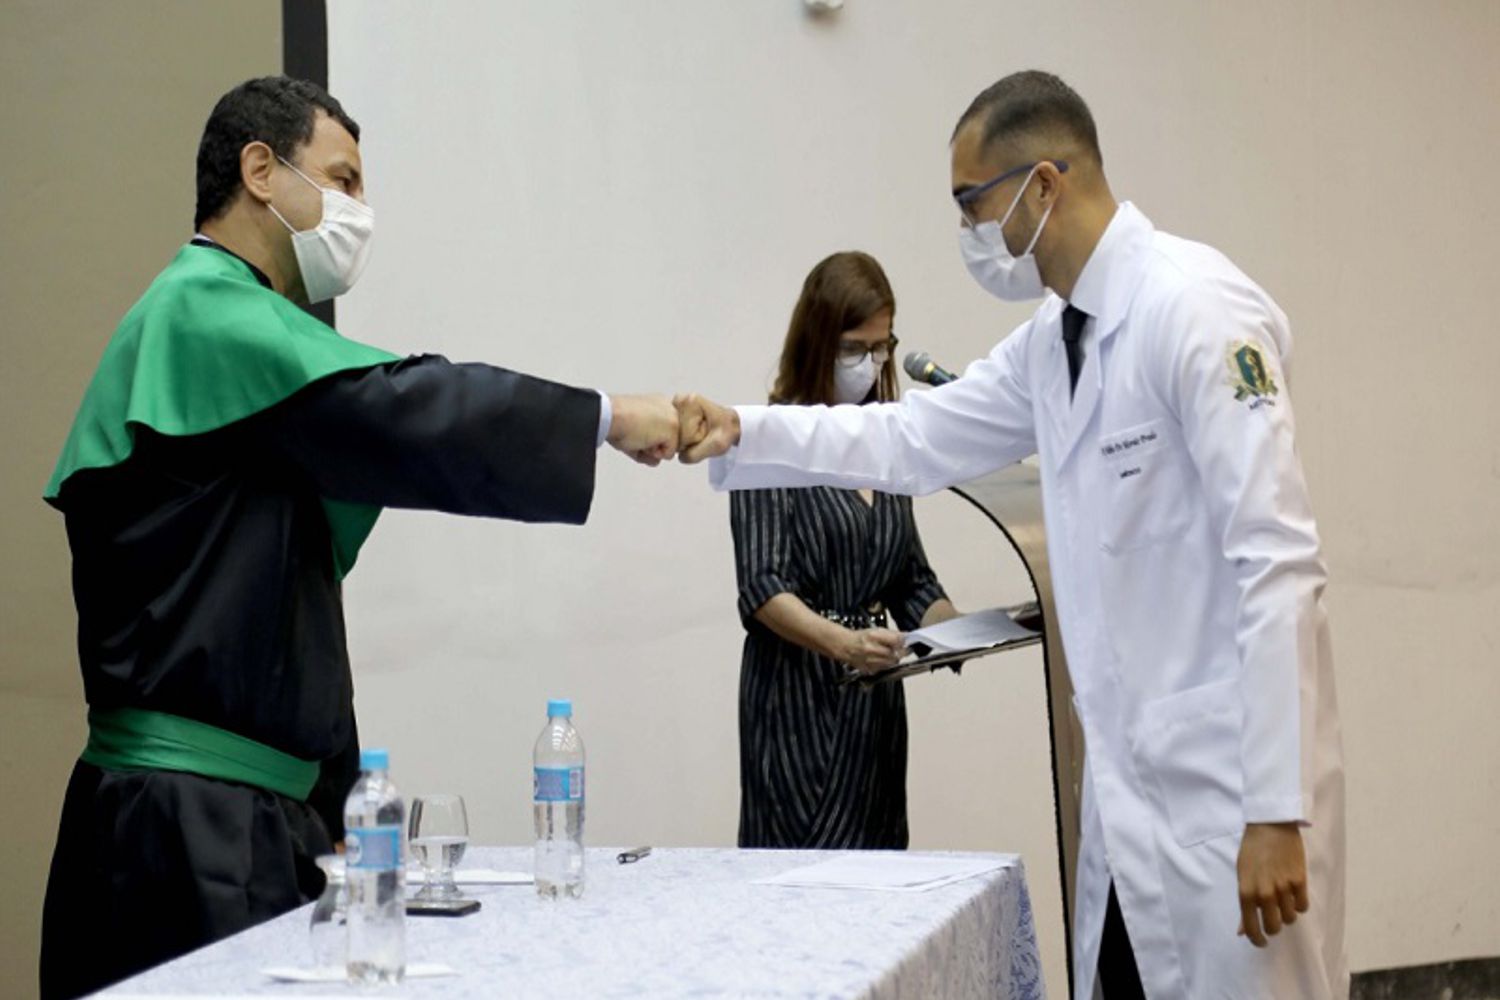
[1226,341,1278,403]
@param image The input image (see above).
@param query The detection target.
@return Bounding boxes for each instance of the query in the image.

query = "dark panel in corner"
[1352,957,1500,1000]
[281,0,335,329]
[282,0,327,88]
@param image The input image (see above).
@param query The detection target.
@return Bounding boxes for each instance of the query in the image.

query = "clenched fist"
[673,393,740,464]
[1236,822,1310,947]
[607,394,681,467]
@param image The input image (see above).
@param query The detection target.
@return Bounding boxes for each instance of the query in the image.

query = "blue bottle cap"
[360,748,389,771]
[547,699,573,719]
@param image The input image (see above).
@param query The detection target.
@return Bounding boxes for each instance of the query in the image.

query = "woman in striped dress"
[730,251,958,850]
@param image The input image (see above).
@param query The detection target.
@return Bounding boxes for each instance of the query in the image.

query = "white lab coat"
[710,203,1347,999]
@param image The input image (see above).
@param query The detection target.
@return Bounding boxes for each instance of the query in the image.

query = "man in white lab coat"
[676,70,1346,1000]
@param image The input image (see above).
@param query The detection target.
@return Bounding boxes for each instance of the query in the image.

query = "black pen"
[617,846,652,864]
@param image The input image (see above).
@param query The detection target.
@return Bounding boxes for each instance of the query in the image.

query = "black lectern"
[948,462,1083,991]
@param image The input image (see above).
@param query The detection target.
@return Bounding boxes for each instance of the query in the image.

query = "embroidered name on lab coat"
[1101,425,1163,480]
[1101,428,1159,459]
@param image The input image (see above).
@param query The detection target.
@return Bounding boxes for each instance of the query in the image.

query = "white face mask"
[958,164,1053,302]
[833,354,879,404]
[267,156,375,303]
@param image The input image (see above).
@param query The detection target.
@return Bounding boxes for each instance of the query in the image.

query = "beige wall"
[3,2,1497,998]
[329,1,1499,994]
[0,3,279,996]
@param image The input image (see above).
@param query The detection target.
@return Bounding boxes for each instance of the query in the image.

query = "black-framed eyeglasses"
[954,159,1069,228]
[836,335,899,368]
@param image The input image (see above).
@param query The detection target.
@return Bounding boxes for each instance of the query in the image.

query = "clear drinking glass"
[409,794,469,901]
[308,854,348,971]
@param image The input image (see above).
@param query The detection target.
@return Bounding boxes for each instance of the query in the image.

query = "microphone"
[903,351,958,387]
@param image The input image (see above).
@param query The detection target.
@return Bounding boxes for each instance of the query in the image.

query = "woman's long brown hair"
[770,251,898,406]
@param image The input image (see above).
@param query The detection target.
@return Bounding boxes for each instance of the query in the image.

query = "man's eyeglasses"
[954,159,1068,228]
[836,335,899,368]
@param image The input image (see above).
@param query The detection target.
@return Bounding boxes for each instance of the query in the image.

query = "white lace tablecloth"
[99,847,1045,1000]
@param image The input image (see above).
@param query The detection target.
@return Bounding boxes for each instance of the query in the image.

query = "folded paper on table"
[753,853,1018,892]
[408,868,532,885]
[262,962,458,983]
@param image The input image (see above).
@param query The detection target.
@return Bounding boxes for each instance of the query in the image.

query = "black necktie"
[1062,304,1088,398]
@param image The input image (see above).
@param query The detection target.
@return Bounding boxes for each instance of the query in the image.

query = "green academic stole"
[45,243,399,579]
[81,706,320,801]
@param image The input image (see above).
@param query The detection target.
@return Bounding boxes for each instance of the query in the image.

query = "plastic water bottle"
[344,748,405,984]
[533,699,585,898]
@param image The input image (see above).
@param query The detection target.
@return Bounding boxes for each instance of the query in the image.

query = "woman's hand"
[831,627,907,673]
[751,596,906,674]
[920,598,961,627]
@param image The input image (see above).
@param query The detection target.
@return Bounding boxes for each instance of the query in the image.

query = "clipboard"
[838,602,1043,688]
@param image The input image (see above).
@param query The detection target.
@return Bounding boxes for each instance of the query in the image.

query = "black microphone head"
[903,351,933,381]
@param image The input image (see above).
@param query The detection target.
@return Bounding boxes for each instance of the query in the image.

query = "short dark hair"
[771,251,898,407]
[954,70,1101,167]
[194,76,360,229]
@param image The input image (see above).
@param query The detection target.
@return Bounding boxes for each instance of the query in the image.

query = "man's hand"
[829,627,907,673]
[1236,822,1310,947]
[673,393,740,464]
[607,394,680,467]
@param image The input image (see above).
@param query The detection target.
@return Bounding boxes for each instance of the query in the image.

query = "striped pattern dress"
[730,486,947,849]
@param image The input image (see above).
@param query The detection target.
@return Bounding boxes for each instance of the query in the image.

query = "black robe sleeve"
[247,353,599,523]
[56,352,602,767]
[306,709,360,844]
[40,354,608,998]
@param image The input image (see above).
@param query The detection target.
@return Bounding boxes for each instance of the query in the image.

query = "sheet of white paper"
[903,607,1037,654]
[408,868,533,885]
[261,962,458,983]
[753,853,1017,892]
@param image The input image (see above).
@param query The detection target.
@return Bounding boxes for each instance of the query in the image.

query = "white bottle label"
[347,824,401,870]
[534,766,584,803]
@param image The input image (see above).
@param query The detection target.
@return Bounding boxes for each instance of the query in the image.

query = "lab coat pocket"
[1100,422,1195,552]
[1136,678,1245,848]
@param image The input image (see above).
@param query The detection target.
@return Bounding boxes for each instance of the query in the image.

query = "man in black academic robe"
[39,76,680,999]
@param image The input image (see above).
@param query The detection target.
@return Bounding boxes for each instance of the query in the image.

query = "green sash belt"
[82,706,319,801]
